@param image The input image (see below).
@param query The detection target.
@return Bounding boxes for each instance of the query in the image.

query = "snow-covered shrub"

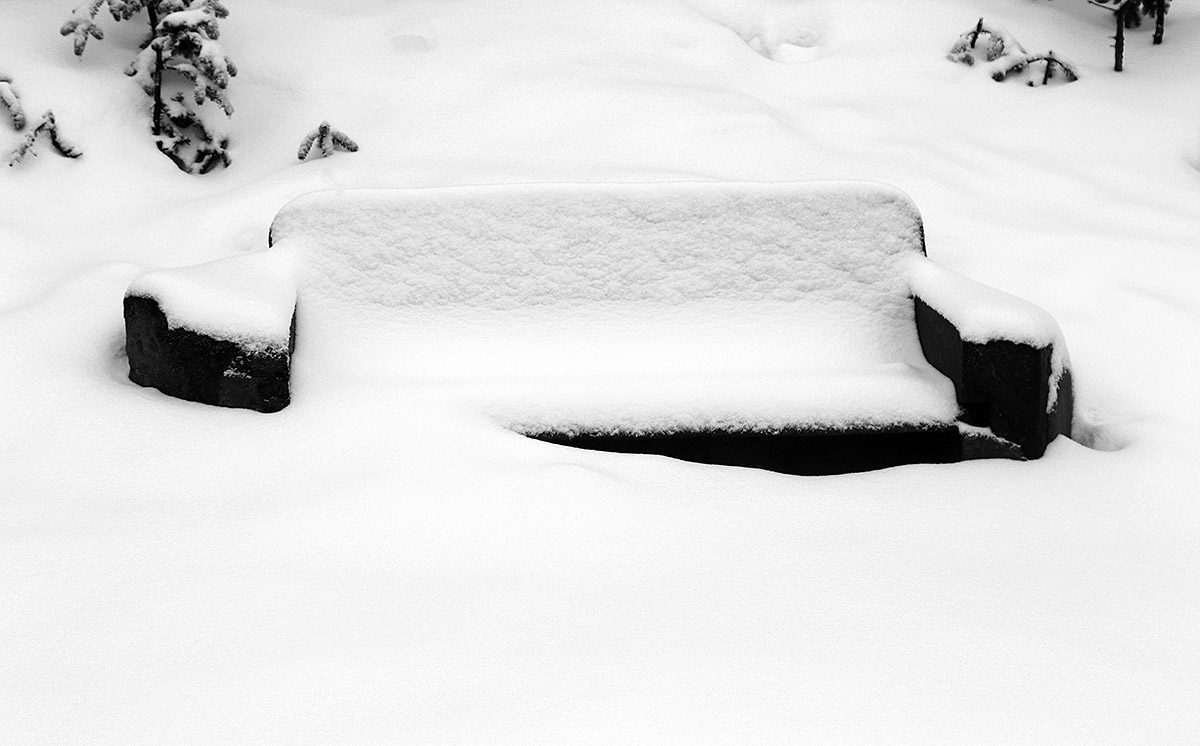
[297,122,358,161]
[7,112,81,166]
[61,0,236,173]
[0,73,26,131]
[991,52,1079,86]
[948,18,1024,66]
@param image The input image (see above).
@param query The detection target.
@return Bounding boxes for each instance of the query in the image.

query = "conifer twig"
[991,52,1079,86]
[298,121,358,160]
[0,75,26,130]
[7,111,82,166]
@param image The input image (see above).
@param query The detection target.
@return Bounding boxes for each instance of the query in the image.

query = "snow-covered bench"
[123,182,1073,474]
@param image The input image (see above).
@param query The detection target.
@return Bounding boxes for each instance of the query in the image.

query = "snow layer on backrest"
[271,182,927,320]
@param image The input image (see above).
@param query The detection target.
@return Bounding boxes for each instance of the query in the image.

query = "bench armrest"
[907,258,1072,458]
[124,249,297,413]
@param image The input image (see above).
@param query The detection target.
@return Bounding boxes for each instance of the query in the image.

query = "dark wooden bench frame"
[124,183,1073,474]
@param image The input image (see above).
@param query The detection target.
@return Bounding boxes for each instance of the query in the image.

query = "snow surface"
[4,0,1200,743]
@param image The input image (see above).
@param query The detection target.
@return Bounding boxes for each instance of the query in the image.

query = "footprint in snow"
[743,29,821,63]
[388,22,438,54]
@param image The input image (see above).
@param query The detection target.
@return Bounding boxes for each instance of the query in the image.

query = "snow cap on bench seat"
[126,248,297,353]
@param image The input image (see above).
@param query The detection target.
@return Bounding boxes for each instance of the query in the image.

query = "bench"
[123,182,1073,474]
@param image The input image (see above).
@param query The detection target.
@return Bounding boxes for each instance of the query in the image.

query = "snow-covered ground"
[3,0,1199,742]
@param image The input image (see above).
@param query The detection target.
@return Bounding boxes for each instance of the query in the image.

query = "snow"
[3,0,1200,743]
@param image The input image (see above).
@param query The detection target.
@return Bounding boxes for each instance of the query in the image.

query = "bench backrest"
[269,182,927,318]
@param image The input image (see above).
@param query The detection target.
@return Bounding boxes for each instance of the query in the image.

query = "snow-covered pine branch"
[159,6,222,39]
[991,51,1080,86]
[177,40,238,113]
[61,1,164,57]
[7,111,81,166]
[126,37,237,116]
[154,91,229,173]
[948,18,1025,66]
[107,0,152,21]
[193,136,230,174]
[0,74,26,130]
[158,92,195,153]
[298,122,359,161]
[126,42,159,98]
[60,1,109,57]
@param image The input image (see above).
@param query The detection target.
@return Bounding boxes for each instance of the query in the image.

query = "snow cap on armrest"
[906,256,1064,349]
[906,255,1069,412]
[125,244,299,351]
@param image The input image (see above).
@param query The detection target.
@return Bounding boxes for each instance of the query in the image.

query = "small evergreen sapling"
[7,111,82,166]
[61,0,237,173]
[992,52,1080,86]
[948,19,1025,66]
[0,73,26,130]
[297,122,358,161]
[949,19,1078,88]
